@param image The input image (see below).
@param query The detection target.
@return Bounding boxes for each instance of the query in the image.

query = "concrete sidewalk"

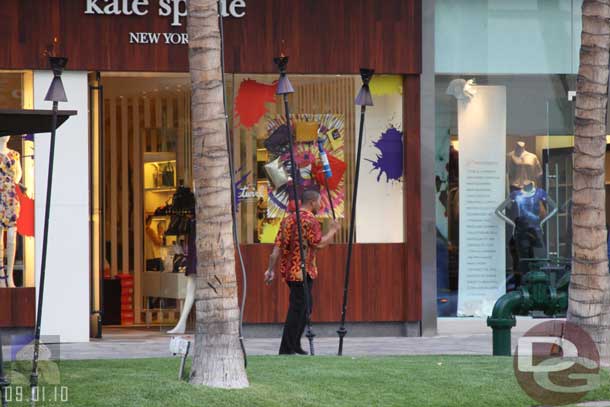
[55,332,503,360]
[2,317,554,360]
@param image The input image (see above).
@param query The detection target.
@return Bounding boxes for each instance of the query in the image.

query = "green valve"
[487,260,569,356]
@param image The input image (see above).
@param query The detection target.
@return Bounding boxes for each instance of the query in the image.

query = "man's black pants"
[279,277,313,355]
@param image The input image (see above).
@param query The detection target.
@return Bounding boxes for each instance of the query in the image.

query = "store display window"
[0,71,35,289]
[436,75,575,317]
[99,72,407,326]
[229,74,405,244]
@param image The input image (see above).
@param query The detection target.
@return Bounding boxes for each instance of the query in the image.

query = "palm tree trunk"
[187,0,249,388]
[570,0,610,366]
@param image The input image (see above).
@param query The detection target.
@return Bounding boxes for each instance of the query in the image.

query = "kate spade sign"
[85,0,246,27]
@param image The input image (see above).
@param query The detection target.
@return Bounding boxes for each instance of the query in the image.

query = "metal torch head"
[44,56,68,102]
[355,68,375,107]
[274,56,295,95]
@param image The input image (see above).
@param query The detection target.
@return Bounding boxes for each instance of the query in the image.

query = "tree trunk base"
[189,333,249,389]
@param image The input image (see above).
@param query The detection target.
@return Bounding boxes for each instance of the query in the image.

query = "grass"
[2,355,610,406]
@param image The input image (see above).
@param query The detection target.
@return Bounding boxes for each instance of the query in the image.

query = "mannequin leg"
[167,275,195,334]
[0,227,5,288]
[6,228,16,288]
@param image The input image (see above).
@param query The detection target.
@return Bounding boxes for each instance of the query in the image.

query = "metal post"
[0,333,8,407]
[274,56,316,355]
[337,69,374,356]
[30,56,68,407]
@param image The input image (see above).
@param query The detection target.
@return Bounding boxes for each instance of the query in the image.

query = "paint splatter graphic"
[366,127,403,182]
[234,167,251,210]
[265,114,346,219]
[234,80,277,128]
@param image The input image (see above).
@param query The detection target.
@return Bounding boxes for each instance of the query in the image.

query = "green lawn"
[3,356,610,406]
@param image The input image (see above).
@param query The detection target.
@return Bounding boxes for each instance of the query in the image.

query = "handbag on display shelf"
[171,186,196,213]
[146,258,163,272]
[264,125,291,156]
[264,157,290,189]
[172,253,187,273]
[166,214,190,236]
[161,162,175,187]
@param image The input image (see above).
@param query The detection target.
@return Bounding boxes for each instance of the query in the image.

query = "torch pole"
[337,69,374,356]
[0,332,8,407]
[275,56,316,355]
[30,55,68,407]
[30,100,58,406]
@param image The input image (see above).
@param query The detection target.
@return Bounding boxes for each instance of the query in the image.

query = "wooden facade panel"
[0,288,12,326]
[237,243,406,323]
[0,288,35,328]
[0,0,420,74]
[404,75,422,321]
[12,288,36,327]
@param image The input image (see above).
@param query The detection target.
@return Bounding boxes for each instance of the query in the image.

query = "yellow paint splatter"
[370,75,403,96]
[260,220,282,243]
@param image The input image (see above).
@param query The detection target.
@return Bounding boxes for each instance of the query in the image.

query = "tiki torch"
[30,56,68,406]
[337,68,374,356]
[274,56,316,356]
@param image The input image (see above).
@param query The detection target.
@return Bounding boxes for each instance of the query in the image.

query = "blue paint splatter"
[366,127,403,182]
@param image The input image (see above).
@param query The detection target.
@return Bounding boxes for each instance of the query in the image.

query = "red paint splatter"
[235,80,277,128]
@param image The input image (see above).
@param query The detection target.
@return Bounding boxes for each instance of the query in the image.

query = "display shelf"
[145,187,176,193]
[144,152,176,163]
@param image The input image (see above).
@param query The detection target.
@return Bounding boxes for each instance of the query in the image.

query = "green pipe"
[489,290,526,320]
[487,290,526,356]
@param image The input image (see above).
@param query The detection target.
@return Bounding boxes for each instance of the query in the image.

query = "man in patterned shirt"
[264,190,340,355]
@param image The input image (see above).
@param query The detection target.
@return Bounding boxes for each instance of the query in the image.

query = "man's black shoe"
[295,348,308,355]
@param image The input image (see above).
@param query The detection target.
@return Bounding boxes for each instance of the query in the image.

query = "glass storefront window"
[101,73,192,325]
[98,72,406,326]
[435,74,575,317]
[228,74,405,244]
[436,0,582,75]
[0,71,35,288]
[434,0,587,318]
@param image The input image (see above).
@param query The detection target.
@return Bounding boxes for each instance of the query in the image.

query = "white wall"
[355,85,404,243]
[33,71,90,343]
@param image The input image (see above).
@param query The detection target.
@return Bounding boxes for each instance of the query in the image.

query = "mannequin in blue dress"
[495,181,558,281]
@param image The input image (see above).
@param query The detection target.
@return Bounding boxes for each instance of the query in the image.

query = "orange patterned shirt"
[275,210,322,282]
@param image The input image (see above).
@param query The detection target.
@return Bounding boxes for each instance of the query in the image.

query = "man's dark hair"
[302,189,321,205]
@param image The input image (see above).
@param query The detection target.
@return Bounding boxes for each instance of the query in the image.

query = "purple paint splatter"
[366,127,403,182]
[234,168,252,210]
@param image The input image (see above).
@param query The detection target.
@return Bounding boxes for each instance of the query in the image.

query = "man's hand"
[264,269,275,285]
[329,220,341,233]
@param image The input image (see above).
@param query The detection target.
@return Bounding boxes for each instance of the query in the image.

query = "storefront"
[0,0,424,342]
[434,1,582,318]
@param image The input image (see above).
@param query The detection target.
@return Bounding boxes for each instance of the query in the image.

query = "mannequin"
[167,186,196,335]
[167,217,196,334]
[167,275,195,334]
[0,136,22,288]
[507,141,543,190]
[495,181,557,278]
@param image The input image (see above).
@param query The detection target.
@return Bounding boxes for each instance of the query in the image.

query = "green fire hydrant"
[486,266,569,356]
